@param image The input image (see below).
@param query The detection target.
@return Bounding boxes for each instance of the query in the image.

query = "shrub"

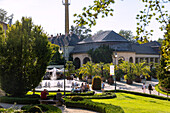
[21,104,62,113]
[104,90,170,101]
[0,96,39,104]
[71,96,84,101]
[92,76,101,90]
[65,98,124,113]
[28,105,43,113]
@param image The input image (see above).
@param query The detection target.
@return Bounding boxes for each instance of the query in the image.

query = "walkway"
[102,78,168,97]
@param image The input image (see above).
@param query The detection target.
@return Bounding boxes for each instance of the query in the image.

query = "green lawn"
[92,93,170,113]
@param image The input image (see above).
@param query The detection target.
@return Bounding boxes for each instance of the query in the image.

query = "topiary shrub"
[71,96,84,101]
[28,105,43,113]
[21,104,62,113]
[92,76,101,90]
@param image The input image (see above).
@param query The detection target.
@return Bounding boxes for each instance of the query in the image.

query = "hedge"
[0,96,39,104]
[21,104,62,113]
[104,89,170,101]
[65,98,124,113]
[80,92,116,99]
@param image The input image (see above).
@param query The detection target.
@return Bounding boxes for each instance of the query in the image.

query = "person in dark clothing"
[54,89,64,104]
[148,84,153,94]
[41,89,49,100]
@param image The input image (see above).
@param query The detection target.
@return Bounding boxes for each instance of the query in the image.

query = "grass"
[155,84,170,96]
[92,93,170,113]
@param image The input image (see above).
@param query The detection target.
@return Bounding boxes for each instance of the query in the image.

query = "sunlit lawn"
[92,93,170,113]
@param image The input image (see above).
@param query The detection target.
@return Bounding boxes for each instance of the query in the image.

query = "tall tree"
[49,44,65,65]
[88,45,113,63]
[70,25,91,40]
[119,29,135,42]
[157,38,163,45]
[0,8,8,22]
[0,8,13,25]
[0,17,52,97]
[157,22,170,89]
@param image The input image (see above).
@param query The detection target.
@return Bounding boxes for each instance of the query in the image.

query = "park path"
[101,78,169,97]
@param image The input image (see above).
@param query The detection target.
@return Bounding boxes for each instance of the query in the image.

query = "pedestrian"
[101,82,105,92]
[148,84,153,94]
[41,89,49,100]
[142,83,146,93]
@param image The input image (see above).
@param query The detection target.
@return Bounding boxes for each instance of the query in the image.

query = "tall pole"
[64,0,69,35]
[114,48,117,93]
[64,46,66,96]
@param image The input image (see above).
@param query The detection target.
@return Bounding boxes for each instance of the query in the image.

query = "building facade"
[50,30,161,69]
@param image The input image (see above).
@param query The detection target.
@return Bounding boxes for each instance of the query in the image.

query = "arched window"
[73,57,81,69]
[83,57,90,64]
[118,56,125,64]
[129,57,133,63]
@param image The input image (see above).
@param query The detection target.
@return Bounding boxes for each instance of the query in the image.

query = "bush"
[92,76,101,90]
[28,105,43,113]
[71,96,84,101]
[82,93,116,99]
[21,104,62,113]
[65,98,124,113]
[0,96,39,104]
[104,90,170,101]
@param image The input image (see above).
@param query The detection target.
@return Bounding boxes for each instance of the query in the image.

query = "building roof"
[71,42,134,54]
[49,33,80,46]
[141,41,161,47]
[132,43,160,55]
[78,30,128,44]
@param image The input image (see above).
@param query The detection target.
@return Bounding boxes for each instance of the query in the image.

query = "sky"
[1,0,170,40]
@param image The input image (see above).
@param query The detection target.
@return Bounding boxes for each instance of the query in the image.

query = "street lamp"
[114,50,117,93]
[59,47,66,96]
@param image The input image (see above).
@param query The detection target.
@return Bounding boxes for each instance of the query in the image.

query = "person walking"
[101,82,105,92]
[148,84,153,94]
[142,83,146,93]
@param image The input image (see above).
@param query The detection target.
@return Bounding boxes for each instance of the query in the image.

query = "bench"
[39,99,62,106]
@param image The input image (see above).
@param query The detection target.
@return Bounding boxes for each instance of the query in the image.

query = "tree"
[119,61,135,82]
[157,38,163,45]
[78,61,95,78]
[49,44,65,65]
[0,8,8,22]
[133,62,150,79]
[157,22,170,89]
[0,8,13,25]
[0,17,52,96]
[70,25,91,40]
[119,29,135,42]
[65,61,75,77]
[88,45,113,63]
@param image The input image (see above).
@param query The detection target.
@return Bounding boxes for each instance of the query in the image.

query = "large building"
[50,30,161,69]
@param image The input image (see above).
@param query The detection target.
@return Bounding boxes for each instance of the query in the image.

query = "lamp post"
[114,50,117,93]
[101,65,103,77]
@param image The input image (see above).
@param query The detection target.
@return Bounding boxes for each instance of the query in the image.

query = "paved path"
[101,78,169,97]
